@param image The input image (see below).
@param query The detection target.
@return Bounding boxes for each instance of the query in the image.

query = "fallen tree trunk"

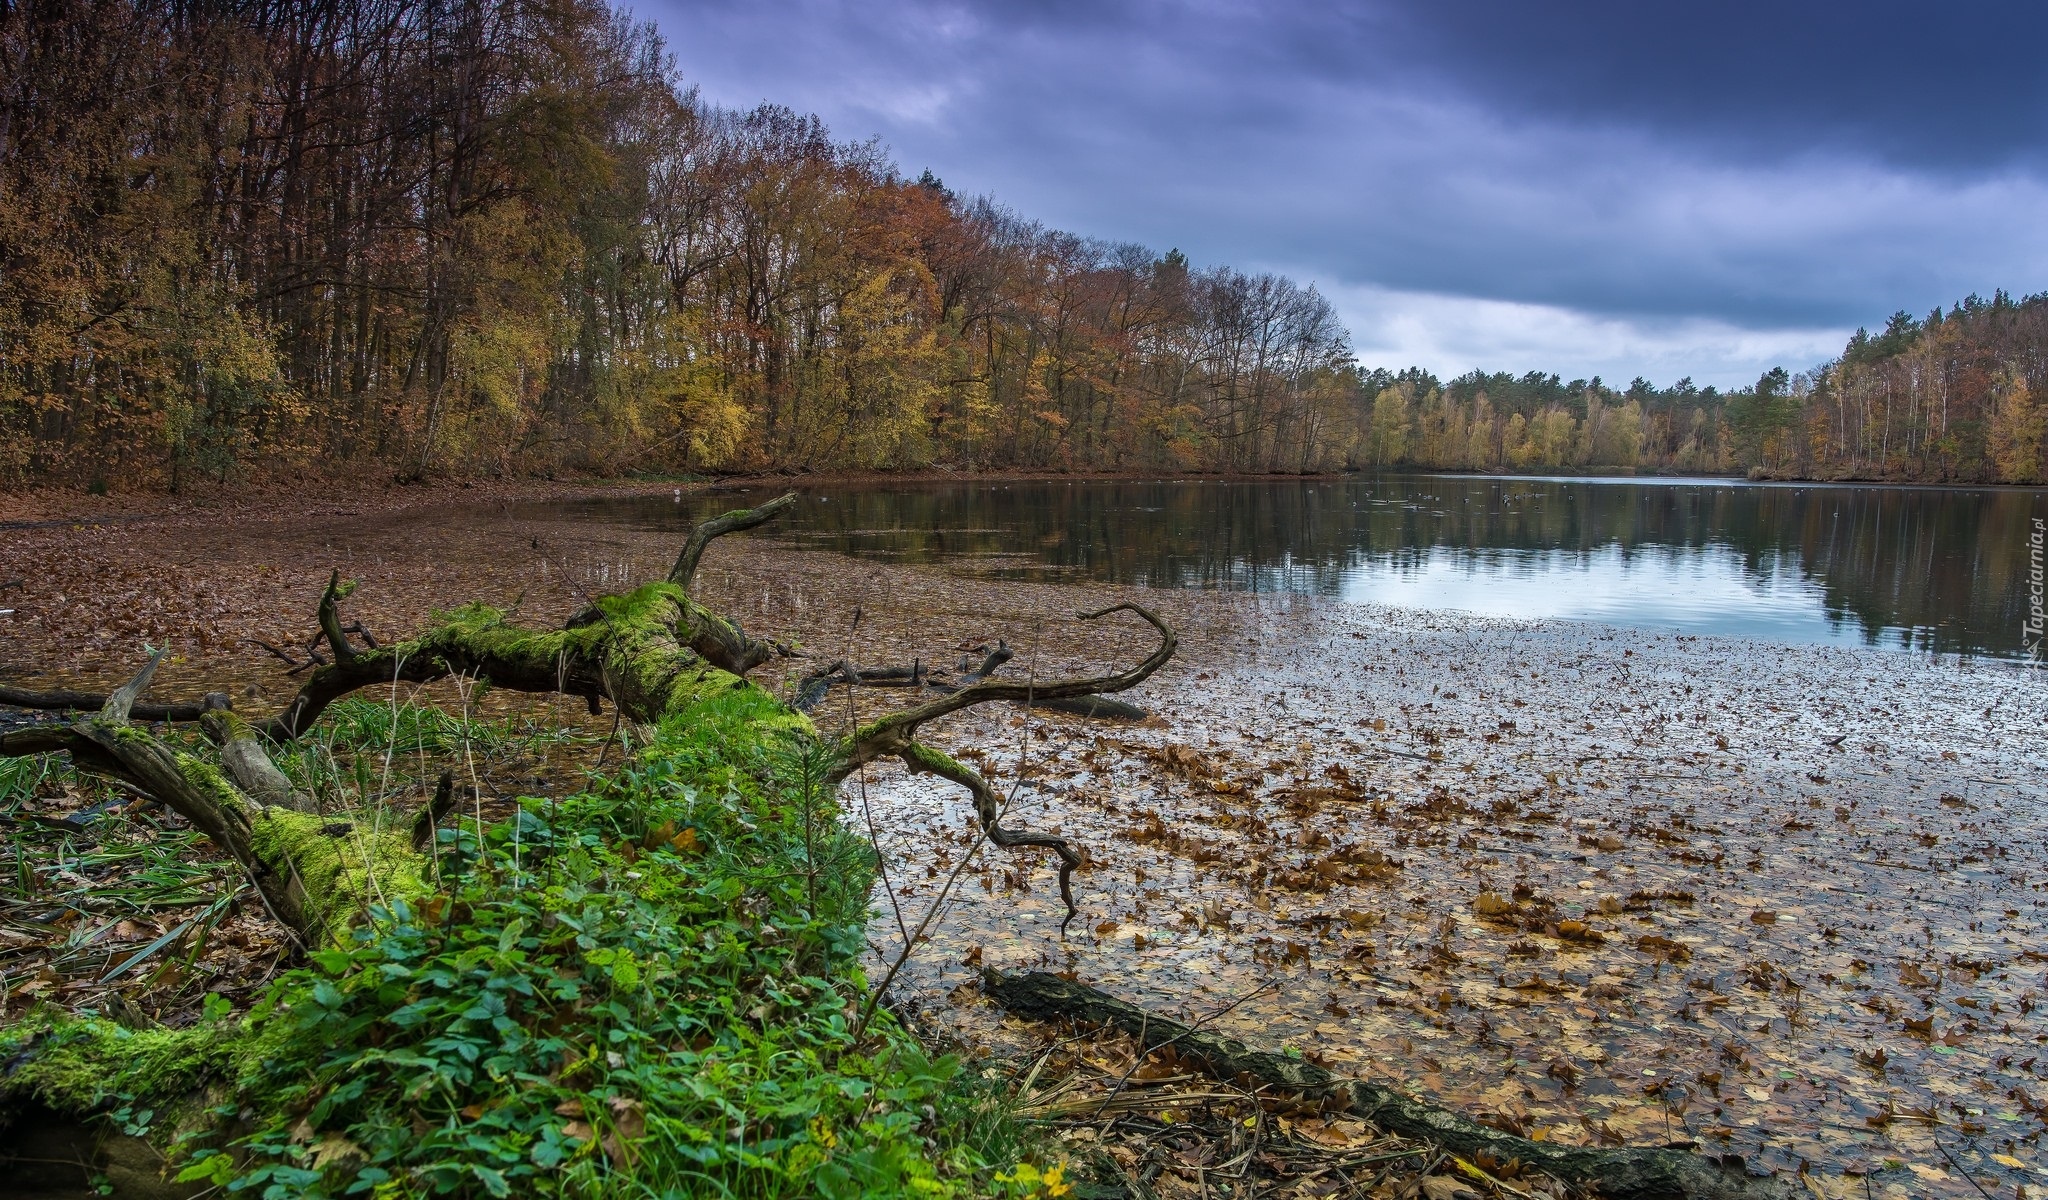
[0,492,1176,1198]
[982,969,1797,1200]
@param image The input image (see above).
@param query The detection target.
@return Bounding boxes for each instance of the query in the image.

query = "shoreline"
[12,464,2041,527]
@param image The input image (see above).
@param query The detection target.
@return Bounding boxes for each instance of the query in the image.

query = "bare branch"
[245,636,308,671]
[964,639,1012,680]
[824,605,1175,936]
[843,603,1174,750]
[263,650,455,741]
[317,570,358,664]
[667,491,798,589]
[860,822,989,1033]
[1028,694,1148,720]
[201,697,317,813]
[792,658,927,712]
[413,769,469,851]
[100,647,168,723]
[903,742,1082,934]
[797,636,1149,719]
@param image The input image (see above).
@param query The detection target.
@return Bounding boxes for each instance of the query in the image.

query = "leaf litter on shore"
[838,587,2046,1199]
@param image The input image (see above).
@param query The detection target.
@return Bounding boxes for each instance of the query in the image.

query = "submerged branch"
[0,683,209,723]
[984,969,1796,1200]
[798,606,1171,724]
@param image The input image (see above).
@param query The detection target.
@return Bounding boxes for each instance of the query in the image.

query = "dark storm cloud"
[640,0,2048,383]
[1384,0,2048,171]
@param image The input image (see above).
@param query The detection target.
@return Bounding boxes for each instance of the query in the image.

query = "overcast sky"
[641,0,2048,388]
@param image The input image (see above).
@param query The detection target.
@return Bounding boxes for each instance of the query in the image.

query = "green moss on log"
[173,752,253,822]
[3,1018,221,1117]
[245,809,428,944]
[898,741,967,778]
[0,1008,285,1133]
[2,590,1033,1198]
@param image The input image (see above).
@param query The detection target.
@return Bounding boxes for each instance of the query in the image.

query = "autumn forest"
[4,0,2046,488]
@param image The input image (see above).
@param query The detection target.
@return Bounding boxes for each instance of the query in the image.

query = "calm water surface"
[556,475,2047,661]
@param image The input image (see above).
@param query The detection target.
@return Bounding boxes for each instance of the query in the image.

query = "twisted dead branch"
[795,631,1150,720]
[668,490,797,589]
[827,602,1177,934]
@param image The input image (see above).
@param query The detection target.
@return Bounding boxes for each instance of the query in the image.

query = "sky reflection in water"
[1333,543,1844,645]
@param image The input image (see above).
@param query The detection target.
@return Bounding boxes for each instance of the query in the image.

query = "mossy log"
[0,493,1177,1198]
[0,499,1172,950]
[983,969,1798,1200]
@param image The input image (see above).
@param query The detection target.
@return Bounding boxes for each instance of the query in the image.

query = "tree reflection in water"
[562,477,2048,660]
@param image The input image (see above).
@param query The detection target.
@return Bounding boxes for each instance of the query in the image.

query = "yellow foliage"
[1988,365,2044,483]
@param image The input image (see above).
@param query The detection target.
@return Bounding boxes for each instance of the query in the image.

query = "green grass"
[0,752,60,807]
[268,696,597,814]
[1,753,250,1004]
[309,696,589,757]
[1,755,224,920]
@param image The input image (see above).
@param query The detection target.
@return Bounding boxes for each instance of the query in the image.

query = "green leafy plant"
[154,692,1029,1199]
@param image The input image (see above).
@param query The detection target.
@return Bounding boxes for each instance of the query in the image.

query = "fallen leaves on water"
[835,570,2045,1198]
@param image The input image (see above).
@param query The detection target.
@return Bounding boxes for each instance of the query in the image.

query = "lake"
[549,474,2048,661]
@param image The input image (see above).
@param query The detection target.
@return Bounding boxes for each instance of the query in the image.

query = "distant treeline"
[1360,291,2048,483]
[2,2,2043,489]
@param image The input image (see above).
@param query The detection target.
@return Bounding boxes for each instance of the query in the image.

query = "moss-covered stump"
[0,494,1170,1198]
